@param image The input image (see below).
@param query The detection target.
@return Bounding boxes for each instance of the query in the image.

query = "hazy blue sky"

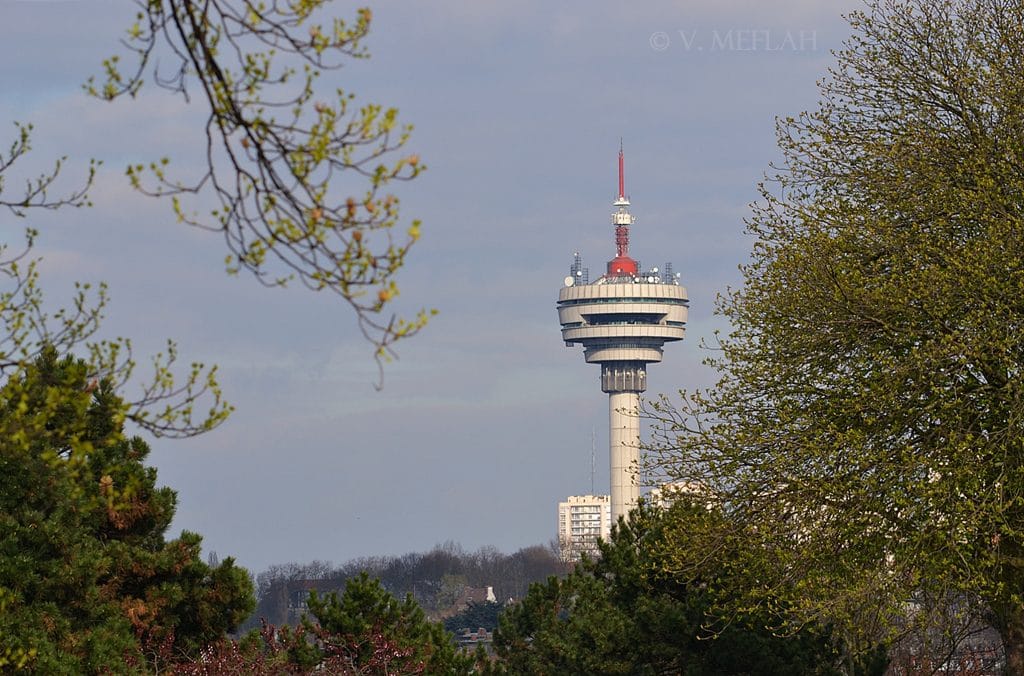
[4,0,856,574]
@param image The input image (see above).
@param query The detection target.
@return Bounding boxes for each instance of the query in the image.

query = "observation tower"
[556,145,688,523]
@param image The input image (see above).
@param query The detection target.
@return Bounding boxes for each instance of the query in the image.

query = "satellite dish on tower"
[564,275,575,287]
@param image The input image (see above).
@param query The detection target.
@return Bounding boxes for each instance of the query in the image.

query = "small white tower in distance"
[556,144,688,524]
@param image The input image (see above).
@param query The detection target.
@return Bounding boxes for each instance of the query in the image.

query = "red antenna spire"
[607,141,637,277]
[618,138,625,201]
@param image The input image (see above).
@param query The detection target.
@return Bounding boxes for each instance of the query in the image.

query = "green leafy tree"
[1,128,230,438]
[493,503,859,675]
[443,600,504,635]
[87,1,433,366]
[177,573,480,674]
[296,573,475,674]
[0,57,250,676]
[647,0,1024,669]
[0,349,254,673]
[1,0,426,668]
[434,572,470,612]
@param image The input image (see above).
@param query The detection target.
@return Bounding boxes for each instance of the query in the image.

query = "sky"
[2,0,857,575]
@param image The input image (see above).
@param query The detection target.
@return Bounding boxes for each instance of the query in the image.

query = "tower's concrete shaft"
[558,280,688,523]
[608,389,641,520]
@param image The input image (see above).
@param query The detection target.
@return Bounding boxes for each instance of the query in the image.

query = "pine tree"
[0,349,254,672]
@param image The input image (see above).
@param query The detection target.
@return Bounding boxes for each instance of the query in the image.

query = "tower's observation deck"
[556,146,688,523]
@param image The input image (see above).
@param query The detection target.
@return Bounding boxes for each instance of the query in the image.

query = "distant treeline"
[243,541,569,629]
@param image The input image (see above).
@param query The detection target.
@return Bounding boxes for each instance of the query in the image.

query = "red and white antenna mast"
[607,140,637,276]
[618,140,626,201]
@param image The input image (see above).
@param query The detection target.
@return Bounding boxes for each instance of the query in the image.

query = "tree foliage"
[443,600,504,635]
[1,127,231,438]
[0,349,254,673]
[87,1,433,367]
[248,541,567,628]
[647,0,1024,669]
[0,0,434,669]
[493,503,861,675]
[171,574,479,674]
[299,573,475,673]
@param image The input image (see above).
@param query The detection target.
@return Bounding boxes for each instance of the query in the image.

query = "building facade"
[557,494,612,562]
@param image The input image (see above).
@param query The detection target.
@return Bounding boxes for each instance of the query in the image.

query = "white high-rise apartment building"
[557,494,612,562]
